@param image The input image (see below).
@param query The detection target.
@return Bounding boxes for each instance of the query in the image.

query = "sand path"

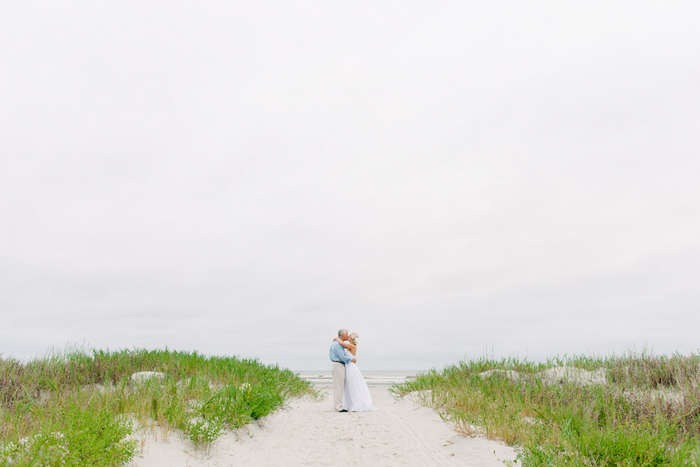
[129,386,518,466]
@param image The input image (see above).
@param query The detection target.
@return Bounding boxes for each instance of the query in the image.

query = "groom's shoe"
[339,409,348,413]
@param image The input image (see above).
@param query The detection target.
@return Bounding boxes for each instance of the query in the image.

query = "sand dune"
[128,386,517,466]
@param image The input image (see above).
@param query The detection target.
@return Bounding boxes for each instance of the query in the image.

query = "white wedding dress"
[342,348,377,412]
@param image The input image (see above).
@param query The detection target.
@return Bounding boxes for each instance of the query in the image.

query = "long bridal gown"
[342,348,377,412]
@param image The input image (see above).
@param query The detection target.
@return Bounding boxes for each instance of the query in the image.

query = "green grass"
[394,352,700,466]
[0,348,316,466]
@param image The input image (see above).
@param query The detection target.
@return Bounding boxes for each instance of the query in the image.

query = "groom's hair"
[338,328,348,337]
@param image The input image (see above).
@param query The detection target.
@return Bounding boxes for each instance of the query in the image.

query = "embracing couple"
[328,328,377,412]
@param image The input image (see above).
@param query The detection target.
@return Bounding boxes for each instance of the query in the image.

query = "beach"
[127,378,518,466]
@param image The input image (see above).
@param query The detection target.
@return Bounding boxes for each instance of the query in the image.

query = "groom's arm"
[340,347,356,364]
[332,342,353,364]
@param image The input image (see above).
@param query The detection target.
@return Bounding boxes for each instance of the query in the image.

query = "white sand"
[127,386,518,466]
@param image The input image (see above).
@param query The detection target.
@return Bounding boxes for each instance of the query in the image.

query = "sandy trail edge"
[127,386,518,466]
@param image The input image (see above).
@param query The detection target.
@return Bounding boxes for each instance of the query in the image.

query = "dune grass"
[0,348,315,466]
[394,352,700,466]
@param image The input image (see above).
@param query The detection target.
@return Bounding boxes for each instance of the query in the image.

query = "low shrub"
[395,353,700,467]
[0,348,315,466]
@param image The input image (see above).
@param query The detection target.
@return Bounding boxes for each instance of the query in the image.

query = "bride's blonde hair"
[350,332,359,345]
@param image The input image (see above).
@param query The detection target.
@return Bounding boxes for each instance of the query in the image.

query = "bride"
[333,332,377,412]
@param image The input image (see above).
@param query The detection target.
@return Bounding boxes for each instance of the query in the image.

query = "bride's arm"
[333,337,357,352]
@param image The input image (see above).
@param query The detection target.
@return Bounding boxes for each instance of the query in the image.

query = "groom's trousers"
[331,361,345,411]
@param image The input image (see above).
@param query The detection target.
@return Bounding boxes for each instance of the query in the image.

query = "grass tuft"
[394,352,700,466]
[0,348,315,466]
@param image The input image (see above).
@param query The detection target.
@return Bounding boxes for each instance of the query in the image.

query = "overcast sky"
[1,1,699,371]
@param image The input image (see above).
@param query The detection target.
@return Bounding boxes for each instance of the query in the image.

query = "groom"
[329,328,356,412]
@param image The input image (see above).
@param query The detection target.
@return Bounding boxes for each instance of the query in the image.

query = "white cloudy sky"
[1,1,699,371]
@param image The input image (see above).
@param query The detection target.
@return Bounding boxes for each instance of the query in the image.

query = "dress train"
[342,349,377,412]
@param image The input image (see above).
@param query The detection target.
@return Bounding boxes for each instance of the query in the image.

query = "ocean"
[296,370,417,387]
